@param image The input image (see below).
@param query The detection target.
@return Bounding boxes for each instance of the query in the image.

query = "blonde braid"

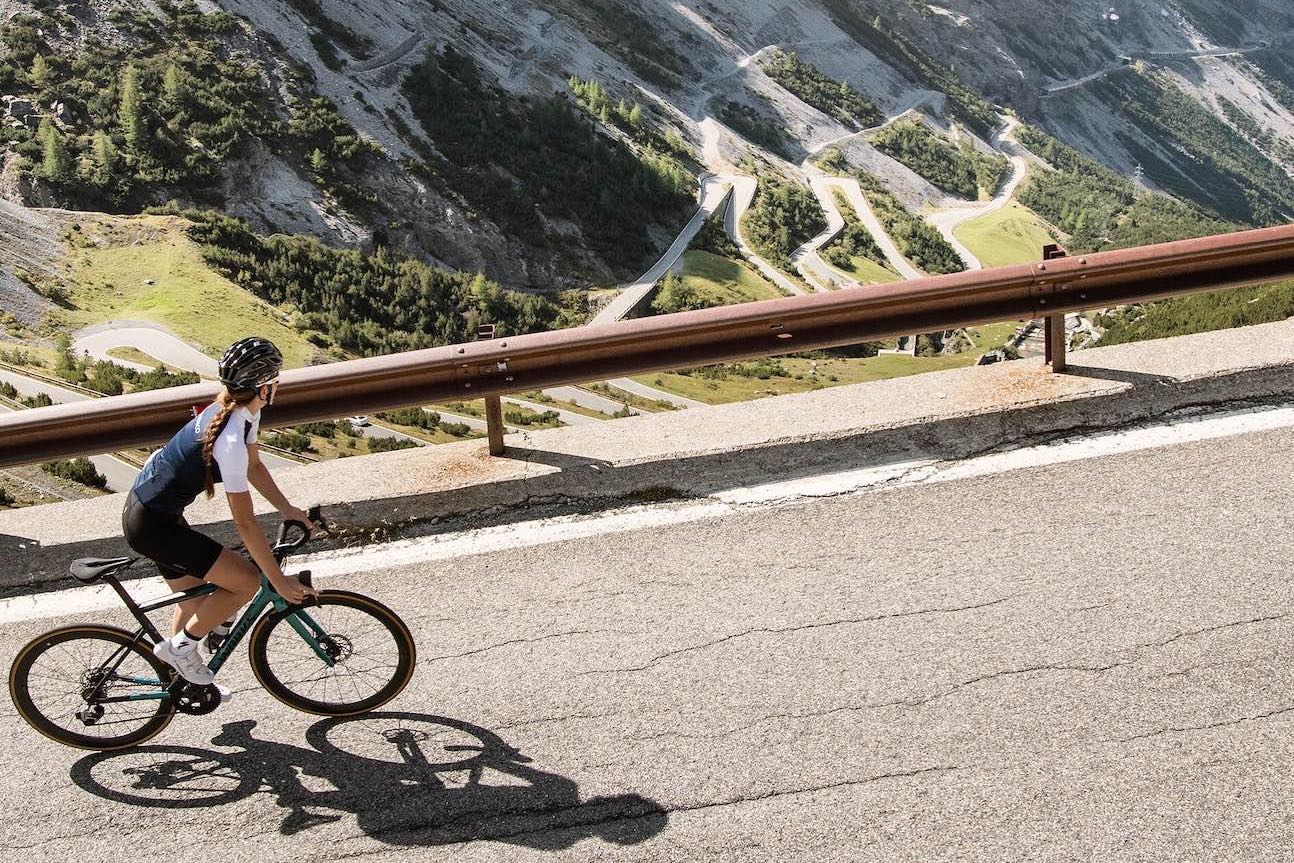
[201,387,254,498]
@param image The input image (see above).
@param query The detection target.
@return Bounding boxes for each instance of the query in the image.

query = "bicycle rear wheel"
[9,625,175,750]
[247,590,415,716]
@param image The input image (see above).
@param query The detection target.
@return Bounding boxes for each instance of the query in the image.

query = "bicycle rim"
[9,625,175,751]
[249,591,415,716]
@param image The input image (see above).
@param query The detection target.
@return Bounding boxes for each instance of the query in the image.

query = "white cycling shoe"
[153,639,215,686]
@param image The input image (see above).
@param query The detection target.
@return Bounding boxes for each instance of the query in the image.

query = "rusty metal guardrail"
[3,224,1294,467]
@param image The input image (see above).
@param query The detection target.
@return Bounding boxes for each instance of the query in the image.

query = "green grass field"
[60,215,316,368]
[678,250,786,304]
[824,254,899,286]
[952,202,1058,268]
[633,321,1021,404]
[105,345,194,374]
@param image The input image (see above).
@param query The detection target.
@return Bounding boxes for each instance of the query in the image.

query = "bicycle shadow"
[69,712,667,850]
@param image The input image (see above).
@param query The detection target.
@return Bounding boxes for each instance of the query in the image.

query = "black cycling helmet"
[218,336,283,392]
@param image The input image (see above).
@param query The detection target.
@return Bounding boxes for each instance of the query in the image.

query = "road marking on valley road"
[4,402,1293,623]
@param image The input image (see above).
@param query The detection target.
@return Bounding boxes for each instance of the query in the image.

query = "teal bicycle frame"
[92,573,335,705]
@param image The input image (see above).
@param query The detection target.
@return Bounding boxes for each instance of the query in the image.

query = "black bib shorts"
[121,489,224,580]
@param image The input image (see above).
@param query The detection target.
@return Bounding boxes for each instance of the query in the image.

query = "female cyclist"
[122,336,318,686]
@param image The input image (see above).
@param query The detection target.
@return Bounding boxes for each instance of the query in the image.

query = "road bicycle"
[8,507,416,751]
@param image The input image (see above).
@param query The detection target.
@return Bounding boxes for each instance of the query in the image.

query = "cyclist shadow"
[69,712,667,850]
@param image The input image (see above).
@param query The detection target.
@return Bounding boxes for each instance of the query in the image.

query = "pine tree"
[309,147,327,175]
[162,64,185,111]
[38,118,72,183]
[30,54,49,92]
[53,332,78,380]
[90,130,118,187]
[118,63,145,153]
[628,103,643,127]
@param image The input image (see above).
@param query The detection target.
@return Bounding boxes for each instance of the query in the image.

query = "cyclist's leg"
[181,548,258,637]
[123,494,255,640]
[162,568,205,636]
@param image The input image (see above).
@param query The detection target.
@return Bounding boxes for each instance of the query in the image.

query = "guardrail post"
[477,324,506,456]
[1042,245,1068,373]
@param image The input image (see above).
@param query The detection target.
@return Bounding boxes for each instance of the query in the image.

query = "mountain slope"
[1,0,1291,294]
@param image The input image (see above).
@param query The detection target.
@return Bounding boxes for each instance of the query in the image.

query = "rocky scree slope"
[1,0,1292,298]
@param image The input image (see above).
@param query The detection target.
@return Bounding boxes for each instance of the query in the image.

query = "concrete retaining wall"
[3,317,1294,594]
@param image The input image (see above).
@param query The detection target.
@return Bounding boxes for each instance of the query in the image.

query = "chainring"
[169,680,222,715]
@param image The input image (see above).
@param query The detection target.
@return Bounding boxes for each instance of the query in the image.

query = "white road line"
[6,401,1294,624]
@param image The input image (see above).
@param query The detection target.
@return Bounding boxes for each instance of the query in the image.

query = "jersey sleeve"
[246,412,260,444]
[213,425,251,493]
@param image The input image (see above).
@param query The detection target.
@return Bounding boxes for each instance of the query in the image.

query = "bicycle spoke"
[255,597,410,712]
[16,630,169,746]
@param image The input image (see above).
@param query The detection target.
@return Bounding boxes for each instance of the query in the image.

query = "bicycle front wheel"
[9,624,175,750]
[247,590,415,716]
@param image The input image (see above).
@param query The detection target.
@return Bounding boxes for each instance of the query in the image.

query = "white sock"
[169,628,200,654]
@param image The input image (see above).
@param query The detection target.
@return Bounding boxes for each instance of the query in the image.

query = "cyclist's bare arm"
[225,490,316,603]
[247,444,314,529]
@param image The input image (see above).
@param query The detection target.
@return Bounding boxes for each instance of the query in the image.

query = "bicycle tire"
[9,624,175,751]
[248,590,415,716]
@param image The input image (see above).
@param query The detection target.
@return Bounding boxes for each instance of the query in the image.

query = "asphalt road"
[356,421,425,446]
[73,325,220,377]
[3,419,1293,860]
[588,177,735,327]
[924,117,1031,272]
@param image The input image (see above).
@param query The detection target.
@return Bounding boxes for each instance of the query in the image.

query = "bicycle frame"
[87,574,336,705]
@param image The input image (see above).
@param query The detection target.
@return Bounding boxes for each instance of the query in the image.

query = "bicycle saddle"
[69,557,138,583]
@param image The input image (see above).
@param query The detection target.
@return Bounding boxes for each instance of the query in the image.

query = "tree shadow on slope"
[71,711,667,850]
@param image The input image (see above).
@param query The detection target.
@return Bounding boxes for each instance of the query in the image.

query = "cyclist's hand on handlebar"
[279,505,316,531]
[270,572,319,604]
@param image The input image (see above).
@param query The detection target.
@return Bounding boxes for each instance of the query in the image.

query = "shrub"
[42,457,107,489]
[760,49,881,127]
[742,177,827,267]
[375,407,439,430]
[404,46,692,274]
[188,210,576,357]
[296,420,340,438]
[264,430,313,453]
[21,392,53,408]
[871,118,1009,199]
[504,409,559,427]
[133,364,200,391]
[440,421,472,437]
[367,436,418,453]
[715,99,790,158]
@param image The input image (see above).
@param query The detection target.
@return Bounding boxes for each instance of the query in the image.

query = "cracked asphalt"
[2,422,1293,861]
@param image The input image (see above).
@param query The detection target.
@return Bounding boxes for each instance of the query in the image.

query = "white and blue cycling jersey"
[131,401,260,516]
